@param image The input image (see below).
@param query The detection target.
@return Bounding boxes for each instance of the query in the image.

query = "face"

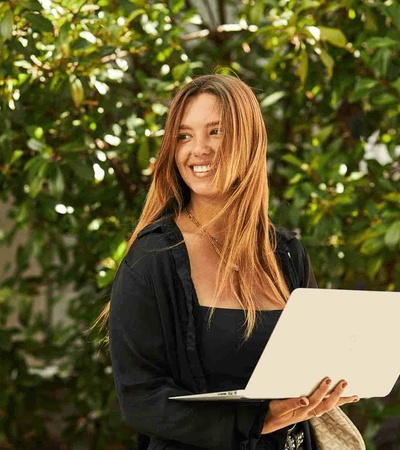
[175,93,223,202]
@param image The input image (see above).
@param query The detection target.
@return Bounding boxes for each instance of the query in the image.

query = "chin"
[189,188,225,202]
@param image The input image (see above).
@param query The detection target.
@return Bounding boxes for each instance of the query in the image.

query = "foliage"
[0,0,399,448]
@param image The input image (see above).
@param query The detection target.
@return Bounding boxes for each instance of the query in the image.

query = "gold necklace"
[185,209,222,246]
[185,209,238,271]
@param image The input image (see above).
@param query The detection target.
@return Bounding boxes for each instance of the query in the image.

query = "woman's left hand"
[261,377,359,434]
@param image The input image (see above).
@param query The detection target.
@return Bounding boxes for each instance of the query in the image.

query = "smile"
[192,165,212,173]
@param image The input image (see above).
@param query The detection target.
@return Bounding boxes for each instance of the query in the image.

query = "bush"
[0,0,399,448]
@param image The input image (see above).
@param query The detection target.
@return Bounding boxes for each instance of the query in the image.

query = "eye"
[177,133,191,141]
[210,128,223,137]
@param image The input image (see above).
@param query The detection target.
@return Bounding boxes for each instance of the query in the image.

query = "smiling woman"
[106,74,360,450]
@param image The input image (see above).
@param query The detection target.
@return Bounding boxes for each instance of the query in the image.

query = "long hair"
[98,74,290,338]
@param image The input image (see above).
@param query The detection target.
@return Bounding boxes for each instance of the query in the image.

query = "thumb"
[269,397,309,417]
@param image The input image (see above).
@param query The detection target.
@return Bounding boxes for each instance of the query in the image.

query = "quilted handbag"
[310,407,366,450]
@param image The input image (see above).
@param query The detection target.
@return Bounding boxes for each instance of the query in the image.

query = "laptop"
[170,288,400,401]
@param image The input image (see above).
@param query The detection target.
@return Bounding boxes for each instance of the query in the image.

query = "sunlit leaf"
[361,238,384,255]
[112,240,128,264]
[48,165,65,197]
[384,221,400,249]
[0,10,13,39]
[260,91,286,108]
[70,77,85,108]
[96,269,115,288]
[318,26,347,48]
[172,62,189,81]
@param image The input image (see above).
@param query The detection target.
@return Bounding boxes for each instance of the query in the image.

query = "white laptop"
[170,288,400,401]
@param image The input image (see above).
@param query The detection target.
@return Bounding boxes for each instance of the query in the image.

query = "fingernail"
[353,396,359,402]
[300,398,308,406]
[325,378,332,385]
[341,381,348,389]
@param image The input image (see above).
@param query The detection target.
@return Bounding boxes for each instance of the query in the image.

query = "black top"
[195,306,306,448]
[196,306,282,392]
[109,216,318,449]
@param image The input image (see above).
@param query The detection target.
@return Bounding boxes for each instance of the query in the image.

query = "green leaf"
[374,48,391,78]
[281,153,303,168]
[384,4,400,30]
[27,138,51,156]
[392,77,400,94]
[318,26,347,48]
[172,63,190,81]
[112,240,128,264]
[48,165,65,197]
[73,163,93,181]
[0,10,13,40]
[294,48,308,89]
[137,138,149,170]
[319,49,334,78]
[293,1,321,15]
[249,0,265,26]
[97,269,115,288]
[384,221,400,249]
[20,0,43,11]
[260,91,286,108]
[27,126,44,140]
[315,125,335,143]
[361,238,383,255]
[70,77,85,108]
[367,257,383,279]
[348,78,378,102]
[168,0,185,14]
[371,92,397,106]
[9,150,24,165]
[363,9,378,33]
[366,37,399,49]
[24,12,53,33]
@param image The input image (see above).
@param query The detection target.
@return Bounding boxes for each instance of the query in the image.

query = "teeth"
[192,165,212,173]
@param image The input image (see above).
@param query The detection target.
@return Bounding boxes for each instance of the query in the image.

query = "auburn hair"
[100,74,290,338]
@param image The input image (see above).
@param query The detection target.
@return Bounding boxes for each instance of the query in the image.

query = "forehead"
[180,93,221,125]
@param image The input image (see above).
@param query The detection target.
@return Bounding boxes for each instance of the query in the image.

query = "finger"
[269,397,310,417]
[321,380,349,410]
[312,380,358,418]
[311,396,359,419]
[307,377,332,407]
[336,396,359,407]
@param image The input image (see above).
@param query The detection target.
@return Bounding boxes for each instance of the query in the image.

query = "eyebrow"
[178,121,221,130]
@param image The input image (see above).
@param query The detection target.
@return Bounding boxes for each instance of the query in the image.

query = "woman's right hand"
[261,377,359,434]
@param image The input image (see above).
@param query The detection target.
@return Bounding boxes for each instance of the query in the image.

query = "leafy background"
[0,0,399,448]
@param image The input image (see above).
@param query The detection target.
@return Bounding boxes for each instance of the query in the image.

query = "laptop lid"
[243,288,400,399]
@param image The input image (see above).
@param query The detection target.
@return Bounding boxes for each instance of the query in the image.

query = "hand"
[261,377,359,434]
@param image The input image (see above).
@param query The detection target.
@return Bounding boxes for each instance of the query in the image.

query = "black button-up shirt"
[110,216,317,450]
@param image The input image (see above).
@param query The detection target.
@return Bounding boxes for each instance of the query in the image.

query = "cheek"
[174,147,186,168]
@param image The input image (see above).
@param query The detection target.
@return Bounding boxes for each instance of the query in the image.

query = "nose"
[193,137,212,156]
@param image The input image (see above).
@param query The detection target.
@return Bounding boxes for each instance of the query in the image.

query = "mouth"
[191,164,213,174]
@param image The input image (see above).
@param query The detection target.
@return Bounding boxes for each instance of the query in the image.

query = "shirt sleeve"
[287,237,318,289]
[109,259,270,449]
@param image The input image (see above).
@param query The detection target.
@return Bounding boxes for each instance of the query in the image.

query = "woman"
[109,75,358,449]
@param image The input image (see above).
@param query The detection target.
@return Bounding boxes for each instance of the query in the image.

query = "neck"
[187,196,227,238]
